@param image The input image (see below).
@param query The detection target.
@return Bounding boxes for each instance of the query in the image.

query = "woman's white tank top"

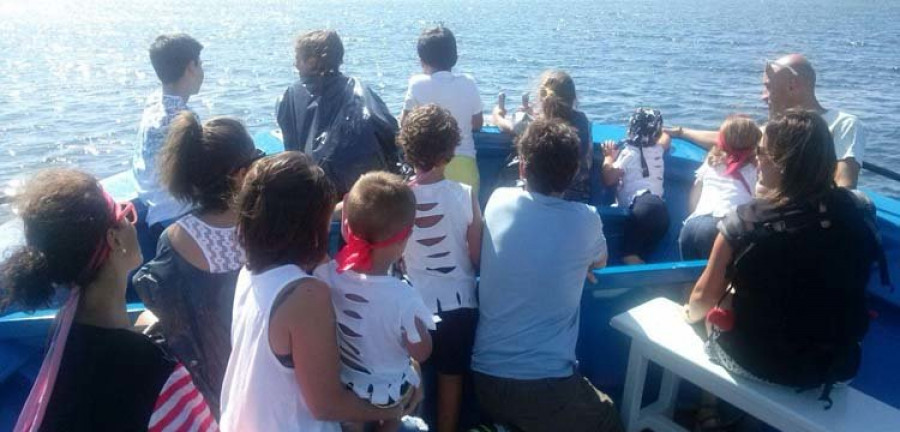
[219,264,339,432]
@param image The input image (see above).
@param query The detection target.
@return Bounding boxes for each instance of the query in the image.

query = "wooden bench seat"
[610,297,900,432]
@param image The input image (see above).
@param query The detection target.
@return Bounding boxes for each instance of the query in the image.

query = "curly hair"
[0,169,111,311]
[398,104,460,172]
[517,118,581,195]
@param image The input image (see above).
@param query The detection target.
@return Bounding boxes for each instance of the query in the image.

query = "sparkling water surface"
[1,0,898,222]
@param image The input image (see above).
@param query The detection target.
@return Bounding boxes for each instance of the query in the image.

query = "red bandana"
[335,217,412,274]
[717,132,755,193]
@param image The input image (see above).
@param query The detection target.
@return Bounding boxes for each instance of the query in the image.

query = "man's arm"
[665,127,718,150]
[835,158,860,189]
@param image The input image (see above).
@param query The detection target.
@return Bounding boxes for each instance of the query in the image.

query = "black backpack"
[719,189,890,408]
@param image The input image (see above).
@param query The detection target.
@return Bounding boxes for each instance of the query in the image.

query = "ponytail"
[160,112,255,213]
[0,246,53,312]
[538,70,577,122]
[160,111,204,206]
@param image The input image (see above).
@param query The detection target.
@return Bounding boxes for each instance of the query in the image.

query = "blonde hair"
[537,70,576,121]
[707,115,762,167]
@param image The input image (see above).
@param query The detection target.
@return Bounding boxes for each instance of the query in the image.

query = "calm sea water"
[1,0,898,222]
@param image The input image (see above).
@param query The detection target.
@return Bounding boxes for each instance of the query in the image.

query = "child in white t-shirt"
[398,105,483,432]
[401,26,484,194]
[319,172,434,432]
[680,115,761,260]
[602,108,671,265]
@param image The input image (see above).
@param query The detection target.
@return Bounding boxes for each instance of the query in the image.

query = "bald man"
[669,54,866,188]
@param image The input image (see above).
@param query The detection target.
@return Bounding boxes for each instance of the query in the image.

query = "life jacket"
[716,188,890,408]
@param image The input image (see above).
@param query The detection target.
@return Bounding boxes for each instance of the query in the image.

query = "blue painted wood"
[1,124,899,429]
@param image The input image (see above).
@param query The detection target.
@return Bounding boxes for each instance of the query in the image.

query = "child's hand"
[602,140,619,160]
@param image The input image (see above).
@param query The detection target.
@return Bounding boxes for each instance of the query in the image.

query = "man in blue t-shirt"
[472,118,623,431]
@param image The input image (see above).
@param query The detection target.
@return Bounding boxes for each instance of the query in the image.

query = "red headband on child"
[716,132,755,193]
[716,132,755,176]
[335,215,412,274]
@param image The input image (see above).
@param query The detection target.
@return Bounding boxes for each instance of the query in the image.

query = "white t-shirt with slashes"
[402,71,484,158]
[613,144,665,206]
[821,109,865,163]
[404,179,477,314]
[316,261,436,406]
[688,161,758,220]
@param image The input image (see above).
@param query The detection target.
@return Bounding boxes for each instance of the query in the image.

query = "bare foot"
[622,255,645,265]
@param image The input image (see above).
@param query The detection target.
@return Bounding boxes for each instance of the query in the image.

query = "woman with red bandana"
[679,115,761,260]
[1,169,216,432]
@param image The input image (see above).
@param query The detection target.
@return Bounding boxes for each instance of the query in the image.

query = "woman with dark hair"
[219,153,411,431]
[1,169,215,431]
[133,111,262,417]
[685,110,883,406]
[492,70,593,202]
[275,30,400,196]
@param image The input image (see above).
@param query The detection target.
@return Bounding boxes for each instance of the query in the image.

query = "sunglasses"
[765,59,800,77]
[114,201,138,226]
[234,148,267,172]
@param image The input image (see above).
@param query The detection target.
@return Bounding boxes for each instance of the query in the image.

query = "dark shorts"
[473,371,623,432]
[623,192,670,258]
[429,307,478,375]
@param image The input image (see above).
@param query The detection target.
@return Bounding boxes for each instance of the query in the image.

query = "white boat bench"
[609,297,900,432]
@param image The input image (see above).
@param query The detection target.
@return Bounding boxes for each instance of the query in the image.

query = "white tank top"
[219,265,339,432]
[403,180,477,314]
[176,214,245,274]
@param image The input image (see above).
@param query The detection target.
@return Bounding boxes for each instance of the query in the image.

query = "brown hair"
[344,172,416,243]
[159,112,257,213]
[237,153,336,271]
[398,104,460,172]
[149,33,203,84]
[417,26,457,71]
[707,115,762,167]
[0,169,111,311]
[763,109,836,204]
[538,70,577,121]
[295,30,344,76]
[517,118,581,195]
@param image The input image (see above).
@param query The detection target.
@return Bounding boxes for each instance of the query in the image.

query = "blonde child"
[493,70,593,202]
[319,172,435,432]
[679,115,761,260]
[398,105,483,432]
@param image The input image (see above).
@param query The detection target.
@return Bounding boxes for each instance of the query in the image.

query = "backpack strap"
[846,189,892,290]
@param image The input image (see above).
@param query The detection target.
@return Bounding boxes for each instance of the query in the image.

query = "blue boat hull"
[2,125,899,429]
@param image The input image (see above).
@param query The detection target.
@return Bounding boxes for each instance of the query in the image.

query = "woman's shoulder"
[165,222,212,272]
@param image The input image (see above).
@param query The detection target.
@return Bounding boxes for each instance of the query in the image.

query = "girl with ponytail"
[1,168,216,431]
[133,111,262,417]
[491,70,594,202]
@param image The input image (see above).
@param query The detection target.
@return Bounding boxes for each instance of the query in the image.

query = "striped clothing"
[150,363,218,432]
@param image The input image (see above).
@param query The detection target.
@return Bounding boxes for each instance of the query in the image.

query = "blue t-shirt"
[472,187,607,379]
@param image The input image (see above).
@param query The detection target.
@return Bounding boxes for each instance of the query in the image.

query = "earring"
[121,248,127,255]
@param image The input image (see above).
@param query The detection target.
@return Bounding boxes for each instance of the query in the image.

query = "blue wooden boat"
[1,124,899,430]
